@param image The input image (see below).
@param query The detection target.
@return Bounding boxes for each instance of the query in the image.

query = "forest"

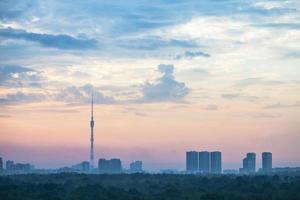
[0,173,299,200]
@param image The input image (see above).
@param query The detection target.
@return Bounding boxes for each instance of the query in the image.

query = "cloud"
[264,102,300,109]
[134,112,148,117]
[0,91,45,105]
[0,65,43,88]
[0,0,36,21]
[56,84,115,105]
[285,52,300,58]
[177,68,211,81]
[139,64,189,102]
[0,114,11,118]
[256,23,300,30]
[244,112,282,119]
[0,84,115,106]
[0,28,98,50]
[221,93,259,102]
[121,107,149,117]
[236,77,286,87]
[175,51,210,59]
[204,104,218,111]
[118,36,198,50]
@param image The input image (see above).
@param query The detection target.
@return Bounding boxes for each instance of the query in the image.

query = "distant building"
[160,169,178,174]
[272,167,300,173]
[110,159,122,173]
[247,153,256,173]
[98,158,122,173]
[199,151,210,173]
[223,169,239,174]
[0,157,3,172]
[72,161,90,172]
[6,160,14,171]
[98,159,110,173]
[241,157,248,173]
[262,152,272,173]
[130,161,143,172]
[5,160,33,173]
[210,151,222,174]
[58,167,74,173]
[13,163,31,172]
[240,153,256,174]
[186,151,198,172]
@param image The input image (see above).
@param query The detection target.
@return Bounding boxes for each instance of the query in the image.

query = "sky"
[0,0,300,171]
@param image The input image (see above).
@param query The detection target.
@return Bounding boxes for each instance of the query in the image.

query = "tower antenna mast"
[90,91,94,171]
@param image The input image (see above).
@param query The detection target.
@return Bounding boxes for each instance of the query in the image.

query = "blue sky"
[0,0,300,169]
[1,0,299,105]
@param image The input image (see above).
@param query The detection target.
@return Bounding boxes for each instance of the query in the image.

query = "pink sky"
[1,103,299,170]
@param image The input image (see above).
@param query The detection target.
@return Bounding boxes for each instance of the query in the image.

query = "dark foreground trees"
[0,174,299,200]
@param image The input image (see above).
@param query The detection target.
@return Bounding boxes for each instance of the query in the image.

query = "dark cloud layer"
[0,28,98,50]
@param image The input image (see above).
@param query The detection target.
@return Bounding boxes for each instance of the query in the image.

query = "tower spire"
[91,92,94,119]
[90,91,94,171]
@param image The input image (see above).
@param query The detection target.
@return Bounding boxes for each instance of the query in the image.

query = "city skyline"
[1,0,300,170]
[0,151,293,174]
[0,150,285,173]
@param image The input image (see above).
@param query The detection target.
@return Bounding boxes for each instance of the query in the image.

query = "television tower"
[90,92,94,170]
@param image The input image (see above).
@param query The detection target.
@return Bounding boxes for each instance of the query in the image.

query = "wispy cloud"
[0,65,44,88]
[118,36,198,50]
[221,93,259,102]
[0,114,11,118]
[236,77,286,87]
[56,84,115,105]
[0,91,45,105]
[175,50,210,59]
[255,23,300,30]
[204,104,218,111]
[264,102,300,109]
[243,112,282,119]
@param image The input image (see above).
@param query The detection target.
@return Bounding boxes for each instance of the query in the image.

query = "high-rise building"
[0,157,3,172]
[130,161,143,172]
[110,159,122,173]
[241,157,248,173]
[98,158,122,173]
[240,153,256,174]
[186,151,198,172]
[246,153,256,173]
[210,151,222,174]
[98,159,110,173]
[199,151,210,173]
[262,152,272,173]
[6,160,14,171]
